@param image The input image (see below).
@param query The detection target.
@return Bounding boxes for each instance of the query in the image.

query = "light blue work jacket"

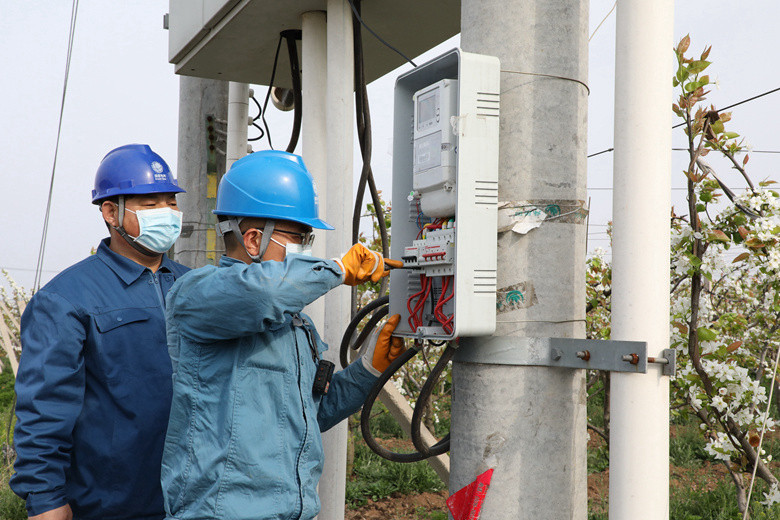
[161,254,377,520]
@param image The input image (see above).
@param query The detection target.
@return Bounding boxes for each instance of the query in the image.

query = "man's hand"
[335,244,402,286]
[30,504,72,520]
[361,314,406,376]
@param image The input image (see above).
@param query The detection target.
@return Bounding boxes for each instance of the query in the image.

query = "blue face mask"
[125,207,183,253]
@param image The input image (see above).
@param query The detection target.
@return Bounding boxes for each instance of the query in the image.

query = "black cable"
[410,344,453,457]
[346,0,416,67]
[248,121,265,142]
[282,30,303,153]
[261,35,283,150]
[350,305,389,357]
[250,95,263,121]
[589,86,780,158]
[672,86,780,129]
[340,295,390,368]
[360,346,435,463]
[350,0,390,311]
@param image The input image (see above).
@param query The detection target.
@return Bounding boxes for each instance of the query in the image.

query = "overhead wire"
[589,86,780,158]
[346,0,417,67]
[589,1,616,42]
[260,35,284,150]
[34,0,80,293]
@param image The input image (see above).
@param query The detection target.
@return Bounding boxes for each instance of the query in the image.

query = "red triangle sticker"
[446,468,494,520]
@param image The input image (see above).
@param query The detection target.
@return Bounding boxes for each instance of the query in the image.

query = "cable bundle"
[340,296,451,463]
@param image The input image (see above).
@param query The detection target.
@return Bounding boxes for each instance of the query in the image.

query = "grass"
[346,432,445,508]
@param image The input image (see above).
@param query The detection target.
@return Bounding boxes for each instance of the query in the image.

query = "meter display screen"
[416,90,438,131]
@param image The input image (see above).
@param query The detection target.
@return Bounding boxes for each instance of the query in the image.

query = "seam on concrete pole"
[452,0,589,518]
[317,3,353,520]
[609,0,673,518]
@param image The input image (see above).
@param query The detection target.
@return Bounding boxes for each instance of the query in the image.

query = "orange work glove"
[361,314,406,376]
[334,244,403,286]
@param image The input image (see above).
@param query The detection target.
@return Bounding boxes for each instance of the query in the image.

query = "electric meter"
[413,79,458,218]
[389,49,500,340]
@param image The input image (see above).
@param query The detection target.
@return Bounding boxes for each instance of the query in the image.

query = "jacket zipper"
[149,271,166,312]
[292,322,309,519]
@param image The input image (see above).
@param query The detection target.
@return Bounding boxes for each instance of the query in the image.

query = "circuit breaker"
[389,49,500,340]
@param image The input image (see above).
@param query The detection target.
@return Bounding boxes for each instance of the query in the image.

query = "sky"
[2,0,780,291]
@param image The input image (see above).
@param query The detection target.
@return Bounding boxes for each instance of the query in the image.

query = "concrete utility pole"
[173,76,228,268]
[313,2,353,519]
[451,0,589,518]
[610,0,673,518]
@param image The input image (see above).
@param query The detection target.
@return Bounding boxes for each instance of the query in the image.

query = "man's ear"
[100,201,118,228]
[243,228,261,257]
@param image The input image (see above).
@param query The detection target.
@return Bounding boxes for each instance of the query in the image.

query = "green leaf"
[697,327,718,342]
[688,60,711,75]
[723,132,740,139]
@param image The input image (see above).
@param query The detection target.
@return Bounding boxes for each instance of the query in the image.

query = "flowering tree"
[669,35,780,513]
[586,37,780,515]
[0,272,28,376]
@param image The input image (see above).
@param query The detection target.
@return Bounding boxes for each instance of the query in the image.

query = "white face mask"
[269,236,313,257]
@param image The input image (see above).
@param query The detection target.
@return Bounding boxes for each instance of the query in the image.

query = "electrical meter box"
[390,49,500,340]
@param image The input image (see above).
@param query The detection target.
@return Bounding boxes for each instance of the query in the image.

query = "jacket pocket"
[94,307,151,332]
[90,307,168,382]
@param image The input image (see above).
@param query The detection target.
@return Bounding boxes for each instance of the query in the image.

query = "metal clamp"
[455,337,675,376]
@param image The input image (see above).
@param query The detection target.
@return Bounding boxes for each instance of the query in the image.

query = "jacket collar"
[219,255,245,268]
[96,238,173,285]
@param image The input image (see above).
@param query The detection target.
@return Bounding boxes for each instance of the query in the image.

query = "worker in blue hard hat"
[11,144,190,520]
[160,150,405,520]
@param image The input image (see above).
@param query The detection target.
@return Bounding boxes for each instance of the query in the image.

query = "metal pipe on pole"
[173,76,228,268]
[226,82,250,170]
[609,0,673,518]
[451,0,589,517]
[315,3,353,519]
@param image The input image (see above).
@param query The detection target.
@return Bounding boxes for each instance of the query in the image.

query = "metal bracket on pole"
[455,337,675,376]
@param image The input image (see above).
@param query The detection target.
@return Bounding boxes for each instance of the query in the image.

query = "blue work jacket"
[11,238,189,519]
[161,255,377,520]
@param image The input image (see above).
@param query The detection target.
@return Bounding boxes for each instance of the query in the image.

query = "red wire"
[406,274,429,331]
[435,275,455,334]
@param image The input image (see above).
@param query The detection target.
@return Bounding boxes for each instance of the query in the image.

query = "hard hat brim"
[212,209,334,230]
[92,183,185,204]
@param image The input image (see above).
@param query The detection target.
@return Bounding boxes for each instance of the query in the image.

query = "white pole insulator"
[226,82,250,170]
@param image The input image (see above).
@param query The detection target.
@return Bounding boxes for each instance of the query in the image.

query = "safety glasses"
[256,228,315,246]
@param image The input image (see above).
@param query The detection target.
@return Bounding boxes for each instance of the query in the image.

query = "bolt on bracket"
[455,337,674,376]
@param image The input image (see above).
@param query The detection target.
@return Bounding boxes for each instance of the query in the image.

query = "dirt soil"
[346,462,739,519]
[345,491,448,520]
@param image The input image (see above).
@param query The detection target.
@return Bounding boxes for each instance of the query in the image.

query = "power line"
[672,86,780,129]
[2,266,61,274]
[589,86,780,158]
[346,0,416,67]
[34,0,79,293]
[589,1,616,42]
[589,147,780,158]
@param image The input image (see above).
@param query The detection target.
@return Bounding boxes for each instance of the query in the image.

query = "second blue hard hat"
[214,150,333,230]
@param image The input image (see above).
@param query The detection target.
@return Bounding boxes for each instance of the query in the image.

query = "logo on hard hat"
[151,161,164,174]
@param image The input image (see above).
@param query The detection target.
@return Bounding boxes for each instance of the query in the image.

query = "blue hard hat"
[214,150,333,230]
[91,144,185,203]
